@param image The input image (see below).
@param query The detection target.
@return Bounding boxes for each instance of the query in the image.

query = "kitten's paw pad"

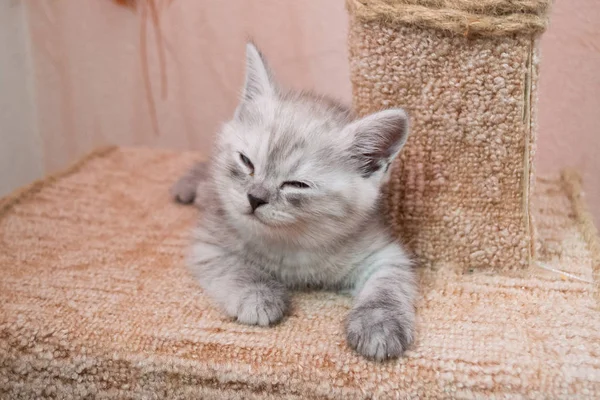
[346,306,414,361]
[236,285,288,326]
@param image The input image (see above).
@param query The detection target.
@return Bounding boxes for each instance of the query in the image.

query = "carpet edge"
[561,168,600,303]
[0,146,118,219]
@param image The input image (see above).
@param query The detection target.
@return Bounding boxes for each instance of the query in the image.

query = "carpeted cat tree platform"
[1,147,599,398]
[2,0,600,398]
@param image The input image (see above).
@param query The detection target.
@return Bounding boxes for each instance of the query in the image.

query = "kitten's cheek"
[227,188,251,214]
[287,196,303,208]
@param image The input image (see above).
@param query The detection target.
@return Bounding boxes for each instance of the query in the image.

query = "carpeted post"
[347,0,552,271]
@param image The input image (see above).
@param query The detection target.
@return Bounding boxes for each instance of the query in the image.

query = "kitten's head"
[213,43,409,247]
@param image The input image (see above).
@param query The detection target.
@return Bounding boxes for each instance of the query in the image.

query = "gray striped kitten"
[172,43,415,361]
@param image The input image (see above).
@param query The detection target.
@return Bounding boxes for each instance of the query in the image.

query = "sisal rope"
[346,0,552,37]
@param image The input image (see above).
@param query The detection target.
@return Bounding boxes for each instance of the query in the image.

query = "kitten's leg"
[171,162,208,206]
[189,230,289,326]
[346,243,416,361]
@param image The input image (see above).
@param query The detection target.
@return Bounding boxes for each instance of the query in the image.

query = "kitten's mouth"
[245,211,270,226]
[241,209,293,229]
[245,211,289,229]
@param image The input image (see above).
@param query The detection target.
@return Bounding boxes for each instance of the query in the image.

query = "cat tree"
[2,1,599,398]
[347,0,550,271]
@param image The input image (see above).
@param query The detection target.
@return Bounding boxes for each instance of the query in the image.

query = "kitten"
[172,43,416,361]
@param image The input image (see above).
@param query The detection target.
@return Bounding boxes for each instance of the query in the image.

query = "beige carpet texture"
[1,147,599,399]
[347,0,552,271]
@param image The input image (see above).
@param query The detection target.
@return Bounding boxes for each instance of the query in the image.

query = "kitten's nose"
[247,193,268,212]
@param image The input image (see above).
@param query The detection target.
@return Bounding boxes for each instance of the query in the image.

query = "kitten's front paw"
[346,305,414,361]
[236,283,289,326]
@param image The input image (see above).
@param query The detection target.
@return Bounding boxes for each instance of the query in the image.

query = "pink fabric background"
[20,0,600,225]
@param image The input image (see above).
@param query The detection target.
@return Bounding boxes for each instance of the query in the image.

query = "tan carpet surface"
[1,147,599,399]
[348,19,540,271]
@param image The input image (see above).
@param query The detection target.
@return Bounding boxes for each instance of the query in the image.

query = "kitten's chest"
[250,246,356,287]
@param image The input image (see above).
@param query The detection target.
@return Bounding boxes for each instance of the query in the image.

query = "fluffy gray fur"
[172,43,416,361]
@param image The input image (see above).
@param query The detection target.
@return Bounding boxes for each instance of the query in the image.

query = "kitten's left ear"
[344,108,409,177]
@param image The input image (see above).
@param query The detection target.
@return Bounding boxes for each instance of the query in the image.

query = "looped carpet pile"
[1,147,599,399]
[348,0,553,271]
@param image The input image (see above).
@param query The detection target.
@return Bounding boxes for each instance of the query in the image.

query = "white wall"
[0,0,42,196]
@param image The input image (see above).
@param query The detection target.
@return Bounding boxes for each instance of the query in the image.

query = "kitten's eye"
[239,153,254,172]
[281,181,310,189]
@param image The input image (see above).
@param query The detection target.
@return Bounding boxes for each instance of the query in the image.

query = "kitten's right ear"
[343,108,409,178]
[238,43,276,106]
